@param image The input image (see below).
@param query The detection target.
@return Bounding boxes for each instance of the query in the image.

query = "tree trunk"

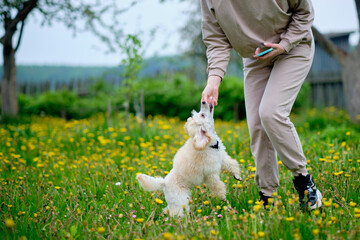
[342,44,360,123]
[1,39,18,117]
[107,99,112,128]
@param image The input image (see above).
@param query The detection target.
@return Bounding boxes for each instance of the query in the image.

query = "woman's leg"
[243,58,278,197]
[258,42,314,176]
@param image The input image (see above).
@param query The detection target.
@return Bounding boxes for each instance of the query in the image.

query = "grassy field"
[1,107,359,239]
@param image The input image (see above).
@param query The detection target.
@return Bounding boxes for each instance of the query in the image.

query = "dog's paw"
[219,194,226,201]
[234,174,242,181]
[165,207,184,218]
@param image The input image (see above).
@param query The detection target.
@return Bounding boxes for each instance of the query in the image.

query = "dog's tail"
[136,174,165,192]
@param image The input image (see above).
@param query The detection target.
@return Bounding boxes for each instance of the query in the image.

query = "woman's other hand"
[254,42,285,60]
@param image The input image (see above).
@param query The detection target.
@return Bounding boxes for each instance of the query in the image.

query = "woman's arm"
[201,0,232,105]
[201,0,232,80]
[279,0,315,53]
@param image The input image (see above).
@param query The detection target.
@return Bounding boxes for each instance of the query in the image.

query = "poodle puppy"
[136,101,241,217]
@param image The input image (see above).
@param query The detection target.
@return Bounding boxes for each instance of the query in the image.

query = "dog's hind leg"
[204,174,226,201]
[163,185,191,218]
[222,155,242,181]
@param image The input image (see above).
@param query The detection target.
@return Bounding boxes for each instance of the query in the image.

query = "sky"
[0,0,359,66]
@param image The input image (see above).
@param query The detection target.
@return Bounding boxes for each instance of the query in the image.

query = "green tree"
[121,34,144,131]
[0,0,137,118]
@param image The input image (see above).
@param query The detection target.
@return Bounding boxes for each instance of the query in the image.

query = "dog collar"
[210,140,219,149]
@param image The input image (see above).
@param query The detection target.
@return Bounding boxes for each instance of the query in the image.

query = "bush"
[19,90,78,119]
[141,73,202,120]
[293,81,311,112]
[216,76,245,121]
[140,74,246,121]
[12,73,311,120]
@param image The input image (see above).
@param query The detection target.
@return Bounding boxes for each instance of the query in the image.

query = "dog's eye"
[201,113,205,118]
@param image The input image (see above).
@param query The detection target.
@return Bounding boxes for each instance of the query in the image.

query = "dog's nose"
[202,101,206,105]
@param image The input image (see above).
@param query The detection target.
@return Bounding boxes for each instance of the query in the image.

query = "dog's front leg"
[222,155,242,181]
[204,174,226,201]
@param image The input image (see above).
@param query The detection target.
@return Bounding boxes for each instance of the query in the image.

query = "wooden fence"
[306,31,351,109]
[13,78,122,96]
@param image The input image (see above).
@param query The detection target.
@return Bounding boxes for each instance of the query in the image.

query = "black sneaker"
[259,191,273,209]
[293,174,322,209]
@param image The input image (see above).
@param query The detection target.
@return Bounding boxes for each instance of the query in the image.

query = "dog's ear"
[193,128,211,151]
[184,121,189,135]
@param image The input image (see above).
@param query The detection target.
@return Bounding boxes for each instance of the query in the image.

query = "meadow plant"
[0,108,359,239]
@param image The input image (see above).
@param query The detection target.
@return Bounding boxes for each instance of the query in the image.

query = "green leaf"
[70,225,77,237]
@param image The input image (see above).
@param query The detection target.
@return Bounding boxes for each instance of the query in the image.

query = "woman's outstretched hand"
[254,42,285,60]
[201,75,221,106]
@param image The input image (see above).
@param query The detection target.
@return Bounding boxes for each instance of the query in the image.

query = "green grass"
[0,107,359,239]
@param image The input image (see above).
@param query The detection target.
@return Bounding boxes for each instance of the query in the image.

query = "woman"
[200,0,322,209]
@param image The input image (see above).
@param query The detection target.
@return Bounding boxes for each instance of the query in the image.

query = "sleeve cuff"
[279,39,292,53]
[208,68,225,80]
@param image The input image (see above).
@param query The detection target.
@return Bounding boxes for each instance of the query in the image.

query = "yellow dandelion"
[286,217,294,222]
[350,202,357,207]
[203,200,210,206]
[313,229,319,235]
[163,232,174,240]
[5,218,15,228]
[313,210,320,216]
[136,218,145,223]
[323,201,332,207]
[155,198,164,204]
[54,186,61,190]
[97,227,106,234]
[258,231,265,237]
[253,205,262,213]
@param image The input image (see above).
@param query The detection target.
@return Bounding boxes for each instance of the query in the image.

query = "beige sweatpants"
[243,42,315,197]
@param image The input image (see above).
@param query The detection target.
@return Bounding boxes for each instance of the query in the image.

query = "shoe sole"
[309,189,322,210]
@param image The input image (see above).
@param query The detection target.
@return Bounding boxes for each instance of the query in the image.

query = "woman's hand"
[254,42,285,60]
[201,75,221,106]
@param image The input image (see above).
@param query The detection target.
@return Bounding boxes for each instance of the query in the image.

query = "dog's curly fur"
[136,102,241,217]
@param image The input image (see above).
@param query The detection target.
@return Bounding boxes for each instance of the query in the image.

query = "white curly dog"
[136,101,241,217]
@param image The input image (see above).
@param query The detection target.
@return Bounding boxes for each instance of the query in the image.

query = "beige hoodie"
[201,0,315,78]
